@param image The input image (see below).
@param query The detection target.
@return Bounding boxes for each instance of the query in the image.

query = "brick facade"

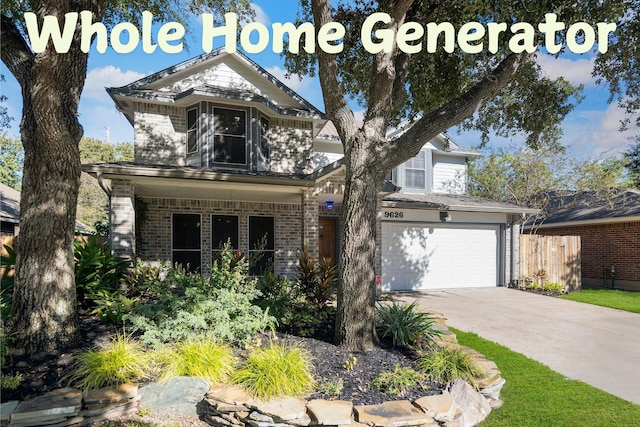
[110,180,135,259]
[136,197,304,278]
[536,221,640,290]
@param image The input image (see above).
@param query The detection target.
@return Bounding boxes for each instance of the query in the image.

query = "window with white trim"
[186,107,198,154]
[212,107,247,165]
[404,150,427,191]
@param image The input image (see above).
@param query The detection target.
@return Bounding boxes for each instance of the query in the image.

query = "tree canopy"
[0,135,23,190]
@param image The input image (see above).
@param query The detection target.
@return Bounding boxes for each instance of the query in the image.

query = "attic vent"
[272,118,312,130]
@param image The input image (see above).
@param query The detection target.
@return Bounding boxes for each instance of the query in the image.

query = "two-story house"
[84,49,535,291]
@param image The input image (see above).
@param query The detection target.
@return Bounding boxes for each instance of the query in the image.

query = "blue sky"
[1,1,637,160]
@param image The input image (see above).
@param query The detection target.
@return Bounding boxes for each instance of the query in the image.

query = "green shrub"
[155,339,236,384]
[74,235,132,308]
[372,364,423,396]
[92,290,138,324]
[67,333,149,389]
[1,245,16,323]
[317,377,344,398]
[126,248,274,347]
[296,250,336,310]
[121,261,165,299]
[542,282,565,292]
[417,346,484,387]
[0,372,23,390]
[232,343,315,399]
[376,301,441,348]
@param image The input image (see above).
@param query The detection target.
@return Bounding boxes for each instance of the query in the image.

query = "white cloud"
[83,66,145,103]
[250,3,270,27]
[264,65,312,92]
[563,104,637,159]
[536,55,596,86]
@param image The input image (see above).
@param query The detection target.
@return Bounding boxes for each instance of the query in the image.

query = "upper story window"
[187,107,198,154]
[212,107,247,165]
[404,150,427,191]
[259,116,270,162]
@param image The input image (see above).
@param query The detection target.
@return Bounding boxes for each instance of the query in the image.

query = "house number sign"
[384,211,405,219]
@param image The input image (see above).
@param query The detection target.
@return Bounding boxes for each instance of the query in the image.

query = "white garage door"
[382,223,499,291]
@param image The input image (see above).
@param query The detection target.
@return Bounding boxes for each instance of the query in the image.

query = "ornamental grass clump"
[232,343,315,399]
[372,364,424,396]
[156,339,236,384]
[67,333,150,390]
[417,346,484,388]
[376,301,441,348]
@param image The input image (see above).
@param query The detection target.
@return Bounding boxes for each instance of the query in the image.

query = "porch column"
[302,188,319,258]
[110,179,136,259]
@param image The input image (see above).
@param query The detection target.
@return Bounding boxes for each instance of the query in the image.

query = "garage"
[381,222,499,291]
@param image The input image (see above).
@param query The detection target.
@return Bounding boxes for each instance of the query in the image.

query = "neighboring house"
[0,182,92,238]
[84,49,536,291]
[1,182,20,237]
[528,189,640,291]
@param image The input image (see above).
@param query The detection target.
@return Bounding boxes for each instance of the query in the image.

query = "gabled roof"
[534,189,640,227]
[107,48,325,125]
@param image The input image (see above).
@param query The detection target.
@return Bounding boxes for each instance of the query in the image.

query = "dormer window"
[212,107,247,165]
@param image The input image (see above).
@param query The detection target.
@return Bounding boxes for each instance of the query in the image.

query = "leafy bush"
[317,377,344,398]
[74,235,132,308]
[155,339,236,384]
[126,247,274,347]
[372,364,423,396]
[92,290,138,324]
[67,334,149,389]
[376,301,441,348]
[0,372,23,390]
[417,346,484,388]
[232,343,315,399]
[296,250,336,310]
[121,261,165,300]
[1,245,16,323]
[542,282,565,292]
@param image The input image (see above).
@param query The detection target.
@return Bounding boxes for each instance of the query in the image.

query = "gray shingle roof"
[538,189,640,224]
[383,192,537,213]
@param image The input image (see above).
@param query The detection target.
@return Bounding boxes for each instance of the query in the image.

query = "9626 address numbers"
[384,211,404,218]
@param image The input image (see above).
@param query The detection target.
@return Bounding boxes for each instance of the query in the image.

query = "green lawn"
[559,289,640,314]
[451,328,640,427]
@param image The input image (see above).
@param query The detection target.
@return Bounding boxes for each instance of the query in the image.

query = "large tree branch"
[365,0,414,135]
[1,14,34,87]
[311,0,358,150]
[387,53,530,165]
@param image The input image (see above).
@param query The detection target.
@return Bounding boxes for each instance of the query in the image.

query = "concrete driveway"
[398,287,640,405]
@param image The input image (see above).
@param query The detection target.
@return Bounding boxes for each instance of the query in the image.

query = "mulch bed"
[2,309,441,406]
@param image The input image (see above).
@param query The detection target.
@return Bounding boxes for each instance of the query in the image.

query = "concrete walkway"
[398,287,640,405]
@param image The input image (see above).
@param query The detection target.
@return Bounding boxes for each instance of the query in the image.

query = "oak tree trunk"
[4,9,90,352]
[334,139,385,350]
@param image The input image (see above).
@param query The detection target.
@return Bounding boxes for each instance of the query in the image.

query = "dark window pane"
[212,215,239,249]
[259,116,270,161]
[172,214,201,250]
[249,251,274,276]
[213,135,246,164]
[187,108,198,154]
[249,216,275,250]
[215,108,246,136]
[172,250,201,272]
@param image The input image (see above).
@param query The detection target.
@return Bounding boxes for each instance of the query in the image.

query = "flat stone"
[83,393,142,411]
[249,411,274,423]
[208,384,254,406]
[220,412,245,425]
[255,397,307,422]
[79,396,140,417]
[413,394,459,423]
[139,376,209,418]
[480,377,506,399]
[307,399,353,425]
[1,401,19,423]
[8,416,69,427]
[11,388,82,422]
[83,383,139,405]
[445,380,491,427]
[472,359,501,389]
[488,398,503,410]
[287,413,311,426]
[205,415,235,426]
[210,402,250,413]
[79,405,139,425]
[354,400,437,427]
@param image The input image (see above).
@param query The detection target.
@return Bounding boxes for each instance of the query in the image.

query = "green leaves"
[417,346,484,388]
[375,301,441,348]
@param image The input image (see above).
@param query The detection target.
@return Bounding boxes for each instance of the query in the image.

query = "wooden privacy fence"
[520,234,581,292]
